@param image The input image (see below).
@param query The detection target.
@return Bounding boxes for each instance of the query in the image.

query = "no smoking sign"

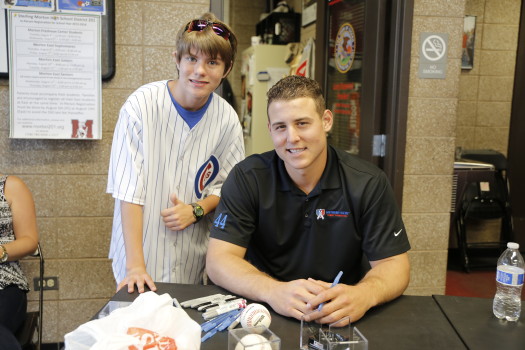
[418,33,448,79]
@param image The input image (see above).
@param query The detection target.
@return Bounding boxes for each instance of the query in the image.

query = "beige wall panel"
[144,47,179,84]
[115,0,143,45]
[57,259,114,300]
[404,137,456,175]
[484,0,522,24]
[474,126,509,155]
[407,97,457,137]
[0,87,8,130]
[458,74,479,100]
[403,175,454,213]
[477,101,511,127]
[143,4,209,46]
[101,89,134,132]
[103,46,143,90]
[53,175,114,217]
[456,100,477,127]
[413,0,466,17]
[57,218,112,259]
[455,126,477,149]
[479,50,516,76]
[0,134,58,175]
[478,76,515,102]
[481,24,519,50]
[403,213,452,251]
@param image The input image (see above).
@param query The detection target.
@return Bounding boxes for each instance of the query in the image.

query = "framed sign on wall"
[0,0,114,80]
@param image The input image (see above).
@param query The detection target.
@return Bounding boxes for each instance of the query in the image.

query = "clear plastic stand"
[300,315,368,350]
[229,325,281,350]
[97,301,133,318]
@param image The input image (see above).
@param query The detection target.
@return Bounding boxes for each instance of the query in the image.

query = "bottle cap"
[507,242,519,249]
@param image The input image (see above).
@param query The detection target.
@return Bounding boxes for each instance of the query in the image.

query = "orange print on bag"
[127,327,177,350]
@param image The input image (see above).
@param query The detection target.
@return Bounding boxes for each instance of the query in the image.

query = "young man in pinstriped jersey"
[107,13,244,293]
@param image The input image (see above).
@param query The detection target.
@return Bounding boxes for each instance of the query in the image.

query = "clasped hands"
[267,278,371,326]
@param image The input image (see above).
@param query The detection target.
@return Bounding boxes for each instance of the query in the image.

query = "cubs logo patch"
[195,155,219,199]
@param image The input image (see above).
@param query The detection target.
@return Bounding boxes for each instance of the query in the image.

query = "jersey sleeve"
[203,103,245,199]
[106,102,146,205]
[359,172,411,261]
[209,163,256,248]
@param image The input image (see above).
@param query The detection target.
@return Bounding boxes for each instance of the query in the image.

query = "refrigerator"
[240,45,290,156]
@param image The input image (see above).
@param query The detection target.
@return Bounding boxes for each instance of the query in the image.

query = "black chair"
[15,243,44,350]
[455,150,513,272]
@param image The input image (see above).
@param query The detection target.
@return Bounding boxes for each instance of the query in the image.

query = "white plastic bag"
[64,291,201,350]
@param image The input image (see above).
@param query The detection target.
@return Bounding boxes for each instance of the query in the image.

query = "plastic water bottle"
[493,242,524,321]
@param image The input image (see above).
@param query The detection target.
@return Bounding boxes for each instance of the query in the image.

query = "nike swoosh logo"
[394,229,402,237]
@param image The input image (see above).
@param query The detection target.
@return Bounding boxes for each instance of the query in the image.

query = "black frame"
[0,0,115,80]
[315,0,413,206]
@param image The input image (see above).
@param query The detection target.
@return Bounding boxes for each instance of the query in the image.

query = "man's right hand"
[265,279,327,321]
[117,266,157,294]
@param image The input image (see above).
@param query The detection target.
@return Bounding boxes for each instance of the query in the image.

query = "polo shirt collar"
[276,146,342,194]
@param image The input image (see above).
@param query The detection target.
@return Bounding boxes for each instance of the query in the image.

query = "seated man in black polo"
[206,75,410,325]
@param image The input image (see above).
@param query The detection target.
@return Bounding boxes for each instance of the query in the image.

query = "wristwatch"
[0,245,8,263]
[191,203,205,223]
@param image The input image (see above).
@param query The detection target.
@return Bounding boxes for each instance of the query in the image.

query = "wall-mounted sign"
[8,11,102,139]
[418,33,448,79]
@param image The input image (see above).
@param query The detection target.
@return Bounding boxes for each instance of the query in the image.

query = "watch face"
[195,206,204,216]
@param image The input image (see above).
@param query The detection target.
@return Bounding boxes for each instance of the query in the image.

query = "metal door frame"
[315,0,413,207]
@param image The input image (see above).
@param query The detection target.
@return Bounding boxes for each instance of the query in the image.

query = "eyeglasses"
[184,20,231,41]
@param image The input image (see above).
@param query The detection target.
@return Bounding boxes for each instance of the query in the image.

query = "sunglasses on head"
[185,20,231,41]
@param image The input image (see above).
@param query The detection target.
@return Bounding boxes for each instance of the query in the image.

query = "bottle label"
[496,267,524,286]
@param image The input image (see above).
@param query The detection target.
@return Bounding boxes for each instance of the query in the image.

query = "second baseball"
[240,303,272,330]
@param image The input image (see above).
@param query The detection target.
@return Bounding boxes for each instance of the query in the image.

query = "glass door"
[325,0,365,155]
[315,0,413,203]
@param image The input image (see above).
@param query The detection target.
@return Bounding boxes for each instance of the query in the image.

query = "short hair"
[266,75,326,116]
[175,13,238,74]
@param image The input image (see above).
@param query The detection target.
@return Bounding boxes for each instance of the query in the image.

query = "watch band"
[0,245,8,263]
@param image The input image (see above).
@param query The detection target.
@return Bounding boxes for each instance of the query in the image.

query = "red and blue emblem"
[195,156,220,199]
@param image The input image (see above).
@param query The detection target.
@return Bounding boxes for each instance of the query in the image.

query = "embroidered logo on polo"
[194,155,219,199]
[315,209,350,220]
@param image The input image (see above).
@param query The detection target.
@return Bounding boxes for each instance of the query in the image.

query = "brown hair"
[175,13,237,74]
[266,75,326,116]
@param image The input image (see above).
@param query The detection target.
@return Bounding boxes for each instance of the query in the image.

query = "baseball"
[234,334,272,350]
[240,303,272,330]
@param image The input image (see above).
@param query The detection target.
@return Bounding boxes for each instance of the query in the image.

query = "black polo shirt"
[210,146,410,285]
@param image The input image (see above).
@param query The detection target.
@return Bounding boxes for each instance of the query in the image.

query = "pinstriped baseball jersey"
[107,80,245,285]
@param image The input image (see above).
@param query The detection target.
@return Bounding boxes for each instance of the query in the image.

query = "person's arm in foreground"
[118,201,157,294]
[161,194,220,231]
[3,176,38,260]
[206,238,327,320]
[304,252,410,325]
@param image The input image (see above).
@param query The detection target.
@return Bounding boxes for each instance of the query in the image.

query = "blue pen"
[317,270,343,311]
[217,310,243,331]
[201,309,242,342]
[201,309,240,332]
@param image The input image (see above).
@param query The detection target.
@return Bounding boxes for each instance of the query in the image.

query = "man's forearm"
[356,253,410,308]
[206,241,280,304]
